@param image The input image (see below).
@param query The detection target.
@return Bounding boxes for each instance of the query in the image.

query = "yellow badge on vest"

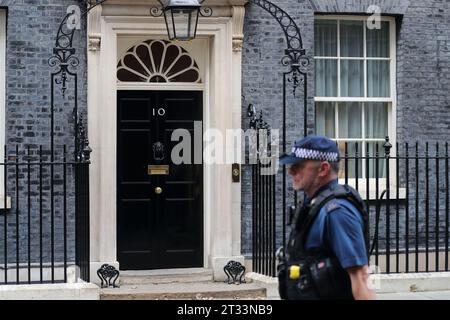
[289,265,300,280]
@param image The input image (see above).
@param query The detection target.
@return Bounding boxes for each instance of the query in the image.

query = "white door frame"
[87,7,245,281]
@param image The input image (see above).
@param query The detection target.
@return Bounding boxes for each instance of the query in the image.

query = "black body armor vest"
[278,183,370,300]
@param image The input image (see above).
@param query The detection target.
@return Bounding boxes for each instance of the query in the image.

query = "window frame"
[314,15,398,196]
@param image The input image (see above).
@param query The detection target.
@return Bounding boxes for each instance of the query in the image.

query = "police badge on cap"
[279,135,340,166]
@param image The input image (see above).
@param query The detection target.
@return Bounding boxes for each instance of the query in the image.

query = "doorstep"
[100,281,266,300]
[100,268,266,300]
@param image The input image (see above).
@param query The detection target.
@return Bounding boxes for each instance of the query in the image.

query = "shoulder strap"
[321,184,371,260]
[298,183,370,259]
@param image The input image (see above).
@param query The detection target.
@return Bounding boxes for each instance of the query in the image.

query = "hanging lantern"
[161,0,202,41]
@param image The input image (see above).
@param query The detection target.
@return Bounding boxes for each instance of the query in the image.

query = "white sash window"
[314,16,396,182]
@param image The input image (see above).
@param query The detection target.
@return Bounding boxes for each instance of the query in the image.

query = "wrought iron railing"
[0,145,90,285]
[250,131,450,276]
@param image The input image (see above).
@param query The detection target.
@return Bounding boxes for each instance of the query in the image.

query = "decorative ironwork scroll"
[224,261,246,285]
[248,0,309,98]
[97,264,120,288]
[246,0,309,278]
[49,0,106,160]
[250,0,303,51]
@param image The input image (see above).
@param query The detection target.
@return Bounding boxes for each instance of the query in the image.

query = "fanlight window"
[117,40,202,83]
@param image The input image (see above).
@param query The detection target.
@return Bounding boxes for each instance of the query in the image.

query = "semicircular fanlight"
[117,40,202,83]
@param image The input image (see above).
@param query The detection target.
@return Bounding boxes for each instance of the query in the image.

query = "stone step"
[100,282,266,300]
[119,268,214,285]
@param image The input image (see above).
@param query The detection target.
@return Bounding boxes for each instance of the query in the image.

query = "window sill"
[338,179,407,201]
[0,196,11,209]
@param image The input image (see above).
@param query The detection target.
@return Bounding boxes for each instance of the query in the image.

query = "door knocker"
[153,142,165,161]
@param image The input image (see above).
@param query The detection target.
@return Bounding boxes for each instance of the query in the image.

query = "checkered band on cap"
[291,147,339,162]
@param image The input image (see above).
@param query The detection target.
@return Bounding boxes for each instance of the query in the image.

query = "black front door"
[117,90,203,270]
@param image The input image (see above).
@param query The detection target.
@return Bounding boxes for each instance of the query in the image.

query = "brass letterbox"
[148,165,169,175]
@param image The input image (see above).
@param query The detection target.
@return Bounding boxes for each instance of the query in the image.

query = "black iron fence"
[251,136,450,276]
[0,145,90,285]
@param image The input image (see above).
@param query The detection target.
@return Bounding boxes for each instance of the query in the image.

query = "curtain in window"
[367,60,390,97]
[366,102,388,177]
[338,141,362,179]
[365,102,388,139]
[340,21,363,57]
[337,102,363,179]
[315,60,337,96]
[315,20,337,97]
[315,102,335,137]
[340,60,364,97]
[367,21,390,58]
[338,102,362,138]
[367,21,390,97]
[315,20,337,56]
[340,21,364,97]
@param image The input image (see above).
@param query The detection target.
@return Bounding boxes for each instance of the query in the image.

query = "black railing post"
[84,160,91,282]
[51,146,55,283]
[272,173,276,277]
[375,144,380,268]
[415,142,419,272]
[3,145,7,284]
[446,142,449,271]
[384,136,392,274]
[27,146,31,283]
[405,143,410,272]
[63,145,68,283]
[436,143,440,271]
[39,146,43,283]
[396,142,399,273]
[74,116,92,282]
[252,162,256,274]
[345,142,348,184]
[426,142,429,272]
[355,142,359,190]
[365,142,370,266]
[282,74,287,252]
[15,145,19,283]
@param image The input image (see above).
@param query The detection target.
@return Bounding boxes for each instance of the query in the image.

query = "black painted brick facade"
[241,0,450,257]
[1,0,86,265]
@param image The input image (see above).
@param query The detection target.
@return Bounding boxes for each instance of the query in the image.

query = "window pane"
[340,21,363,57]
[315,20,337,56]
[365,102,388,139]
[315,59,337,97]
[315,102,335,137]
[367,142,386,178]
[338,141,362,179]
[367,60,390,97]
[340,60,364,97]
[338,102,362,139]
[367,21,390,58]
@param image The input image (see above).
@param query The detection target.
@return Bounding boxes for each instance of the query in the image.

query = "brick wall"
[1,0,87,265]
[241,0,450,256]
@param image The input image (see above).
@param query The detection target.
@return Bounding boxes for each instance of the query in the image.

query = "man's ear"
[318,161,331,176]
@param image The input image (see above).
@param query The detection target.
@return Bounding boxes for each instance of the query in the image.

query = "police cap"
[279,135,340,166]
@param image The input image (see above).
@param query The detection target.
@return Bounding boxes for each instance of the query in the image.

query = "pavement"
[376,290,450,300]
[98,269,450,300]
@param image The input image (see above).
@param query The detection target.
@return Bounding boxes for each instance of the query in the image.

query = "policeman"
[277,135,375,300]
